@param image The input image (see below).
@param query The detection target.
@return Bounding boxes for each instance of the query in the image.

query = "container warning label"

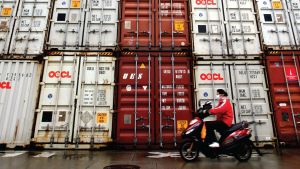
[286,67,298,81]
[174,20,184,31]
[272,0,282,9]
[71,0,81,8]
[1,8,12,16]
[177,120,188,135]
[97,113,107,124]
[125,20,131,29]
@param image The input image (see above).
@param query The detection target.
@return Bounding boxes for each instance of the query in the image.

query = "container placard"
[174,20,184,31]
[97,113,107,124]
[272,0,282,9]
[71,0,81,8]
[1,7,12,16]
[177,120,188,134]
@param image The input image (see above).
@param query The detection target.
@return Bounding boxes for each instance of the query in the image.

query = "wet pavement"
[0,148,299,169]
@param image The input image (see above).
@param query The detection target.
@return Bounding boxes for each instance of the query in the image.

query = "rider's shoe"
[209,142,220,148]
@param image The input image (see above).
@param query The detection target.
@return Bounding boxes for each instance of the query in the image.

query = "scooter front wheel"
[179,139,199,162]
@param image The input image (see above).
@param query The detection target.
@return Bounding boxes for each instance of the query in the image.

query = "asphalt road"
[0,148,299,169]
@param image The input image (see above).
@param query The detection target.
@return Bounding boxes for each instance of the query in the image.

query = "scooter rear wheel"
[234,142,252,162]
[179,139,199,162]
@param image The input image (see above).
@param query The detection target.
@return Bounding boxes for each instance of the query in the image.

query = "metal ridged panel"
[9,0,52,55]
[0,0,19,55]
[0,60,41,147]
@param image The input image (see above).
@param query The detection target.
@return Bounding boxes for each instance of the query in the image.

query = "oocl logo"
[48,71,71,78]
[0,82,12,89]
[196,0,216,5]
[200,73,224,80]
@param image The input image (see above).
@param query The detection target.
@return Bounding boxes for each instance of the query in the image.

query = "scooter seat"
[227,122,244,133]
[220,122,246,138]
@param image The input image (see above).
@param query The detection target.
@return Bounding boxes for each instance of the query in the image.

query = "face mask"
[216,95,220,99]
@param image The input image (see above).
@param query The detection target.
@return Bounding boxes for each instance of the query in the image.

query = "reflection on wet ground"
[0,148,299,169]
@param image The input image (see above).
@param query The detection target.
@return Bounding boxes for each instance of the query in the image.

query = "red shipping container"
[119,0,190,50]
[266,51,300,144]
[115,52,193,146]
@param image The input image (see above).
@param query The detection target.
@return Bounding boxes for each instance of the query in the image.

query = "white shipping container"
[194,60,274,142]
[191,0,227,56]
[0,0,19,55]
[73,56,115,144]
[191,0,261,58]
[47,0,118,50]
[33,54,115,147]
[9,0,52,55]
[224,0,261,56]
[286,0,300,48]
[34,55,80,144]
[256,0,297,49]
[82,0,118,50]
[0,60,42,147]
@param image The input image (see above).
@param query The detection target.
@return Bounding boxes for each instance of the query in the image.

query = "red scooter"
[179,101,261,162]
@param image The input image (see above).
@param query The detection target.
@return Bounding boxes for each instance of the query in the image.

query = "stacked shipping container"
[33,53,115,148]
[265,51,300,144]
[0,60,42,147]
[116,0,193,147]
[119,0,190,50]
[256,0,300,50]
[191,0,275,144]
[31,0,119,148]
[0,0,52,56]
[46,0,118,50]
[116,52,193,146]
[191,0,262,59]
[256,0,300,145]
[0,0,49,147]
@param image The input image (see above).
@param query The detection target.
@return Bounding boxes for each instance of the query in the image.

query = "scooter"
[179,101,261,162]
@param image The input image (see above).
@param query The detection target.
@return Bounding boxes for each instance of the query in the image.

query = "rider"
[205,89,233,148]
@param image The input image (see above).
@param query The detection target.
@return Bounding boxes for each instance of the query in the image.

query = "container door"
[195,61,274,143]
[156,0,189,49]
[194,62,232,121]
[224,0,261,56]
[230,63,274,142]
[47,0,85,50]
[286,0,300,48]
[119,0,155,49]
[0,61,41,147]
[267,53,300,143]
[73,56,115,146]
[34,56,79,146]
[83,0,118,50]
[10,0,52,55]
[155,56,193,146]
[0,0,19,55]
[257,0,296,49]
[191,0,226,56]
[117,55,154,144]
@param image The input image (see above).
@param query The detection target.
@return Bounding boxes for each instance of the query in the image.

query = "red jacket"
[209,96,233,127]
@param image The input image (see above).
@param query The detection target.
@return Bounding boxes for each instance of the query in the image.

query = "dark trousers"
[205,121,229,144]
